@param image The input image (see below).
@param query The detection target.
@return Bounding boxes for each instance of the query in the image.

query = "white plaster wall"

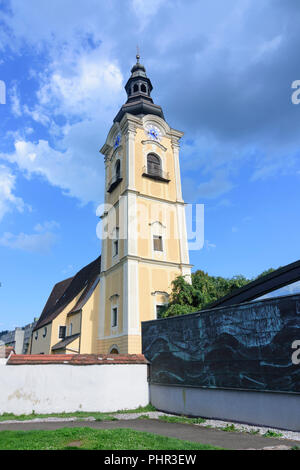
[0,364,149,415]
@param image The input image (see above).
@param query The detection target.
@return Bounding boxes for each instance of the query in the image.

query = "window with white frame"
[153,235,163,252]
[112,307,118,328]
[113,227,119,257]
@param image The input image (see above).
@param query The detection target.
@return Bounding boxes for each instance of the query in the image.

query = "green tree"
[162,270,251,318]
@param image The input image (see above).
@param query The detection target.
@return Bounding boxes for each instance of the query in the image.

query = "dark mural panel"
[142,295,300,393]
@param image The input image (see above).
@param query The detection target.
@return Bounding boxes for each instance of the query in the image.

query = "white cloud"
[131,0,167,30]
[254,35,283,62]
[36,49,123,119]
[205,240,217,250]
[1,137,104,205]
[0,231,57,253]
[9,83,22,117]
[34,220,60,233]
[182,171,234,202]
[1,47,124,206]
[0,220,60,253]
[0,165,27,222]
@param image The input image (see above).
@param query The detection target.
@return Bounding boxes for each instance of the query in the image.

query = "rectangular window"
[113,228,119,257]
[112,307,118,328]
[59,326,66,339]
[153,235,163,252]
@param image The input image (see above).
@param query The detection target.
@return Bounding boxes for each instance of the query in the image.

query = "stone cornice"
[101,254,193,276]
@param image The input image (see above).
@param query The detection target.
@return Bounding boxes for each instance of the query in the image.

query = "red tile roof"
[7,353,148,365]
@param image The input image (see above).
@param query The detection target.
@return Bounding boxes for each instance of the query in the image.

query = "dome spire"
[113,52,165,123]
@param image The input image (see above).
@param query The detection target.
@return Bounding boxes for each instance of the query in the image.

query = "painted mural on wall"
[142,294,300,393]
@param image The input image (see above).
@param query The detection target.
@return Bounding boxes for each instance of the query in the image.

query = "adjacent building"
[31,257,100,354]
[0,320,37,354]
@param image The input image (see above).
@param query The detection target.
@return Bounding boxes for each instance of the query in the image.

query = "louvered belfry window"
[147,154,162,177]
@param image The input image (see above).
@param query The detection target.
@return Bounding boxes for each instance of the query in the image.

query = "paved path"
[0,419,299,450]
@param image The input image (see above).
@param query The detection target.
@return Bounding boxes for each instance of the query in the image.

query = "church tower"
[97,55,192,354]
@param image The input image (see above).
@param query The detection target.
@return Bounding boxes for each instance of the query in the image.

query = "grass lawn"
[158,416,206,425]
[0,427,223,450]
[0,404,156,422]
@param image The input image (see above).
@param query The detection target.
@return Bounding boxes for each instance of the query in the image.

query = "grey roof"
[34,256,101,331]
[51,333,80,351]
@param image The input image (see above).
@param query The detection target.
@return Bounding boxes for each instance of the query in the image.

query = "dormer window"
[59,326,66,339]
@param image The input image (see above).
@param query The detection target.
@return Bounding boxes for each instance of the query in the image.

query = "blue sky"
[0,0,300,330]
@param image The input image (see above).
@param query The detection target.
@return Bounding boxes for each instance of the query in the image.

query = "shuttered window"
[147,154,162,176]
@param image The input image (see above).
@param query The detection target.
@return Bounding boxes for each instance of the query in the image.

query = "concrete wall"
[0,363,149,415]
[150,384,300,431]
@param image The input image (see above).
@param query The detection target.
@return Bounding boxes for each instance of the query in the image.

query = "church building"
[31,55,192,355]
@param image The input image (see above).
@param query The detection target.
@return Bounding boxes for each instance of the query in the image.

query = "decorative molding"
[141,140,167,152]
[109,294,120,301]
[149,221,166,229]
[120,113,141,135]
[151,291,170,297]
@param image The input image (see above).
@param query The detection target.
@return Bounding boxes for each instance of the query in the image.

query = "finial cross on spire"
[136,45,140,63]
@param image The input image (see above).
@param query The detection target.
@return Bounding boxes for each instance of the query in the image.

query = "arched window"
[147,153,162,176]
[115,159,121,180]
[141,84,147,93]
[110,348,119,354]
[109,345,119,354]
[133,83,139,93]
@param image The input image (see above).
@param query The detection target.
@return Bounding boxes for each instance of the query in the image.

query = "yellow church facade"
[31,55,191,355]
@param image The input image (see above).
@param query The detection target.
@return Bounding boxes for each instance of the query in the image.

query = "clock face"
[114,134,121,149]
[145,124,162,142]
